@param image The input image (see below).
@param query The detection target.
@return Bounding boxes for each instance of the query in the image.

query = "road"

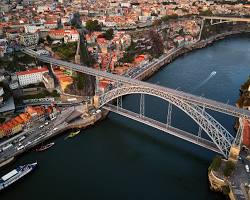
[230,150,250,200]
[0,106,76,164]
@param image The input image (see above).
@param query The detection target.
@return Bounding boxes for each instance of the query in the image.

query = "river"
[1,36,250,200]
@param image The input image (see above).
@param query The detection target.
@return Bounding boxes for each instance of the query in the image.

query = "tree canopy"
[85,20,101,32]
[209,156,222,171]
[223,161,235,177]
[71,12,82,28]
[103,28,114,40]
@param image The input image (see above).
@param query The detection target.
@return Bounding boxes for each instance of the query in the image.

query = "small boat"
[211,71,216,76]
[36,142,55,152]
[64,130,80,140]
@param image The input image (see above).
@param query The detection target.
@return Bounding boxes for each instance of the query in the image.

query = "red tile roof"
[16,67,48,76]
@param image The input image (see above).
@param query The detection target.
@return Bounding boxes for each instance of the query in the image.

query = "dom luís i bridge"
[23,48,250,159]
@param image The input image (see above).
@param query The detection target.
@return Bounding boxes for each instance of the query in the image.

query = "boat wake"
[192,71,217,92]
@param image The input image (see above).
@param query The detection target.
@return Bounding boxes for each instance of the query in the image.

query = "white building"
[121,2,131,8]
[37,6,50,13]
[64,29,79,43]
[19,33,39,47]
[24,24,45,34]
[16,67,49,87]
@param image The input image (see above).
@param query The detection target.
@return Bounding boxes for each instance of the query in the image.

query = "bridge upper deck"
[22,48,250,120]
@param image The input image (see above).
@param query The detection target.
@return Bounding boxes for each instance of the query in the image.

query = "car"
[17,145,24,151]
[245,165,249,173]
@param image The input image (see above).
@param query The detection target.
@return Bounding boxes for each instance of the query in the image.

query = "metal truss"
[98,85,235,158]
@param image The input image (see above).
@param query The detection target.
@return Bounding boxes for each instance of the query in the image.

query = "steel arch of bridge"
[97,85,235,158]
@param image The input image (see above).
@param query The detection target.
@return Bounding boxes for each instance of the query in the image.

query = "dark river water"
[1,36,250,200]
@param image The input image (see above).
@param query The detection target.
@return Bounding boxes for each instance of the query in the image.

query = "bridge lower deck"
[103,104,221,155]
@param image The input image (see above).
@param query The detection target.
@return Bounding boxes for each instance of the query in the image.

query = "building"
[0,117,22,137]
[16,67,49,87]
[0,105,54,138]
[64,29,79,43]
[174,36,185,46]
[19,33,39,47]
[24,24,45,34]
[44,21,58,29]
[48,29,79,42]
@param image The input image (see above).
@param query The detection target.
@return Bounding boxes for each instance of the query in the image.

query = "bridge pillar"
[228,145,240,162]
[93,95,100,108]
[229,118,243,161]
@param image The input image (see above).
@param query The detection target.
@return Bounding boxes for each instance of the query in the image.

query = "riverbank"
[3,32,250,200]
[208,71,250,200]
[135,30,250,82]
[0,108,109,168]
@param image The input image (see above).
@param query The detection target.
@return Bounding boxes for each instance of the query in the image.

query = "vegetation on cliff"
[52,42,77,61]
[65,34,96,96]
[223,160,235,177]
[236,75,250,108]
[209,155,222,171]
[209,156,235,177]
[23,90,60,100]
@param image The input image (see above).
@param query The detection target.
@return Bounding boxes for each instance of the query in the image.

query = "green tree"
[52,42,77,61]
[209,156,222,171]
[46,35,53,44]
[223,161,235,177]
[85,20,101,32]
[119,52,134,63]
[161,15,169,22]
[103,28,114,40]
[148,30,164,58]
[71,12,82,28]
[199,9,213,16]
[74,73,85,90]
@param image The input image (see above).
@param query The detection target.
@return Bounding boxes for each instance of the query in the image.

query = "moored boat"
[64,130,80,140]
[36,142,55,152]
[0,162,38,191]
